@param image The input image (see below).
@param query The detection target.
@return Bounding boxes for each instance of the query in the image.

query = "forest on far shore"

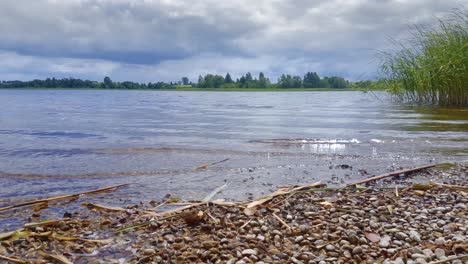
[0,71,377,90]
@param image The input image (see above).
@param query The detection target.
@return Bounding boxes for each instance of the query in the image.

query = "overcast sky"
[0,0,465,82]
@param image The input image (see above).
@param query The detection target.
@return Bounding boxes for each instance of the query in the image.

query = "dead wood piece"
[428,254,468,264]
[82,202,127,212]
[429,181,468,191]
[0,254,27,263]
[24,218,71,228]
[39,251,73,264]
[0,183,133,213]
[345,164,436,187]
[272,213,291,229]
[244,181,323,215]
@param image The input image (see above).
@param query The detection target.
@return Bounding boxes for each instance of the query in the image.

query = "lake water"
[0,90,467,204]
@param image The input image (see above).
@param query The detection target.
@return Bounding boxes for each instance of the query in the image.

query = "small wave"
[249,138,361,145]
[0,130,101,139]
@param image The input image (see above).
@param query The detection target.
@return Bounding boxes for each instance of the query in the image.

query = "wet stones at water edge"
[0,164,467,263]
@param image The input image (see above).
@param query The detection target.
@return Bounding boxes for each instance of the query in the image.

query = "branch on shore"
[0,183,133,213]
[345,164,437,188]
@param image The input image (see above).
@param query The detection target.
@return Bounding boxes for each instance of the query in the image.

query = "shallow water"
[0,90,466,205]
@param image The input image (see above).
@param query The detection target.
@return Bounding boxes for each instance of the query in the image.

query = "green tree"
[181,77,189,85]
[225,73,233,83]
[303,72,321,88]
[104,76,113,88]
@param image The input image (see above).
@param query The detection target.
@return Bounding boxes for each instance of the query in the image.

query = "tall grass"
[379,9,468,107]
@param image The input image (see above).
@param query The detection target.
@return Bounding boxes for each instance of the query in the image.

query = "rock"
[352,246,363,254]
[325,244,335,251]
[314,239,325,246]
[242,249,257,256]
[411,253,426,260]
[422,248,434,259]
[414,258,427,264]
[202,240,218,249]
[245,234,256,240]
[434,237,445,245]
[369,221,379,229]
[295,236,304,243]
[143,248,156,255]
[434,248,445,259]
[395,232,408,240]
[379,236,391,248]
[269,248,280,255]
[408,230,421,242]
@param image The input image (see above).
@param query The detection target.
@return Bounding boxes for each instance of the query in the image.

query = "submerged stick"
[0,183,133,212]
[345,164,436,187]
[195,158,230,170]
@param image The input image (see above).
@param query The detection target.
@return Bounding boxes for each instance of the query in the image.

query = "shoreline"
[0,87,380,92]
[0,163,466,263]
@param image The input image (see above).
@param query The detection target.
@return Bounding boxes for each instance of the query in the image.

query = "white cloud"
[0,0,465,81]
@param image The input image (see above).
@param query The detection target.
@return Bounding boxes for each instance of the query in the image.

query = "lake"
[0,90,467,204]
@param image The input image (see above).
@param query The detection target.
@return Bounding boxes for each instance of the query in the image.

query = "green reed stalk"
[378,9,468,107]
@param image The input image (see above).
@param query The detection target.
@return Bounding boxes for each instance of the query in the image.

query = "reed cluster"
[379,9,468,107]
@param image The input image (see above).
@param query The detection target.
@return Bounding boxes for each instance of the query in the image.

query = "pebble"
[352,246,363,254]
[408,230,421,242]
[325,244,335,251]
[242,249,257,256]
[379,235,391,248]
[434,248,445,259]
[295,236,304,243]
[143,248,155,255]
[395,232,408,240]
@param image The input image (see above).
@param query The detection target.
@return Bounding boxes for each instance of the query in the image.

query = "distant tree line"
[0,72,377,89]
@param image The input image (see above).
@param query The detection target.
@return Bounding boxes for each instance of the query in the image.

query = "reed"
[379,9,468,107]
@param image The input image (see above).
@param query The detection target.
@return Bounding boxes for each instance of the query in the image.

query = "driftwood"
[244,181,324,215]
[0,254,27,264]
[429,181,468,191]
[345,164,436,187]
[429,254,468,264]
[0,183,133,213]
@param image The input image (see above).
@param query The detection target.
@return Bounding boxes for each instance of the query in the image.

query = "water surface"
[0,90,466,204]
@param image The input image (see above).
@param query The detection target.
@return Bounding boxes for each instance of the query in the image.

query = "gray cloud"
[0,0,465,82]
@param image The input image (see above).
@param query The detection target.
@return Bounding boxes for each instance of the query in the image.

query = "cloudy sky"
[0,0,465,82]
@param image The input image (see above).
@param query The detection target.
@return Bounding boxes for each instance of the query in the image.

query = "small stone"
[242,249,257,256]
[434,248,445,259]
[422,248,434,259]
[352,246,363,254]
[314,239,325,246]
[379,235,391,248]
[143,248,156,255]
[408,231,421,242]
[395,232,408,240]
[257,235,265,241]
[245,234,256,240]
[202,240,218,249]
[411,253,426,260]
[369,221,379,229]
[325,244,335,251]
[414,258,427,264]
[434,237,445,245]
[295,236,304,243]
